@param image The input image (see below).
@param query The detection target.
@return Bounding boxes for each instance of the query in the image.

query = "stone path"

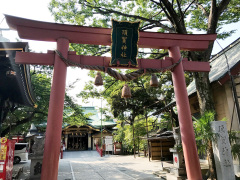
[16,151,169,179]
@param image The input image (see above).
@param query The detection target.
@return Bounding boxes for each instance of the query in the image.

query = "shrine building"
[61,106,116,151]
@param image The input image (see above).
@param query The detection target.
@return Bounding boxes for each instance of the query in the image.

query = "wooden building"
[148,136,175,160]
[187,38,240,131]
[0,42,36,107]
[147,38,240,162]
[146,130,175,160]
[61,107,116,150]
[0,42,36,137]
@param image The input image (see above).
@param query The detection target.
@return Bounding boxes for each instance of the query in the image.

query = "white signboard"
[211,121,235,180]
[105,136,113,151]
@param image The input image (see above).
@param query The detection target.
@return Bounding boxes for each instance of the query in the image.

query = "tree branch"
[196,2,209,18]
[86,2,175,32]
[218,0,231,15]
[1,112,36,137]
[157,0,175,27]
[160,0,187,33]
[93,47,110,56]
[176,0,184,20]
[183,0,196,15]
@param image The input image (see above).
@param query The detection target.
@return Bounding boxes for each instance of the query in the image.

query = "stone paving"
[15,151,171,179]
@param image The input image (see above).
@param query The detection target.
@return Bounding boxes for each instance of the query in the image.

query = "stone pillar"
[88,132,92,150]
[211,121,235,180]
[168,127,187,179]
[65,135,68,150]
[29,136,45,180]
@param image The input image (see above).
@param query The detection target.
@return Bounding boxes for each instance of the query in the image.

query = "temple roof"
[38,106,116,130]
[82,106,116,129]
[0,42,36,107]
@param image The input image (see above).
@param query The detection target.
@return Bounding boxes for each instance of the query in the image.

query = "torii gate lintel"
[15,51,210,72]
[5,15,216,180]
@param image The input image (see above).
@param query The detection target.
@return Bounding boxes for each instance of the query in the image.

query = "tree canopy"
[1,66,88,137]
[49,0,240,114]
[47,2,240,177]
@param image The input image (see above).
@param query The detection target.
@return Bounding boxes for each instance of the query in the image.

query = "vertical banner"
[111,20,140,67]
[0,138,15,180]
[105,136,113,151]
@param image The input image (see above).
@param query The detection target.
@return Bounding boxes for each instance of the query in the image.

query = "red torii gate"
[5,15,216,180]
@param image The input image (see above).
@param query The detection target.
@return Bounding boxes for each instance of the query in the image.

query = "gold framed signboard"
[110,20,140,67]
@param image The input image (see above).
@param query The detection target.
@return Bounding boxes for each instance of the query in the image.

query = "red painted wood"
[15,51,210,72]
[170,46,202,180]
[5,15,217,51]
[41,38,69,180]
[16,51,55,65]
[182,60,210,72]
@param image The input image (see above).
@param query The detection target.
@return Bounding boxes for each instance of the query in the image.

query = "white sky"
[0,0,240,108]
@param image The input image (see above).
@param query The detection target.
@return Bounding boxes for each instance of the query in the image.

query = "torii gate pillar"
[170,46,202,179]
[41,38,69,180]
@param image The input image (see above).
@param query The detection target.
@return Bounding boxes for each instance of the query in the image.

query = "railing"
[96,144,103,157]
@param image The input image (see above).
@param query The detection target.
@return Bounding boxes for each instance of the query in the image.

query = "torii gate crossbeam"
[5,15,217,180]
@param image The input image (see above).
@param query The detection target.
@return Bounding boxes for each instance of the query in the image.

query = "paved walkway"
[16,151,171,179]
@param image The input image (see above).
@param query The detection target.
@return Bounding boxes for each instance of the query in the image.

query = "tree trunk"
[145,114,151,161]
[133,123,136,158]
[190,49,217,179]
[194,71,215,114]
[138,137,140,157]
[207,141,217,180]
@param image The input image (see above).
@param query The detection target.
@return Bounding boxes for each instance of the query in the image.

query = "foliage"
[49,0,240,56]
[47,0,240,176]
[194,112,240,177]
[76,66,180,154]
[63,95,88,126]
[48,0,240,117]
[113,115,156,154]
[158,113,174,130]
[1,71,52,136]
[228,130,240,161]
[193,111,218,179]
[2,67,88,136]
[193,111,216,154]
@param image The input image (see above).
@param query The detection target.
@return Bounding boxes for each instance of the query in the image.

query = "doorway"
[67,134,88,151]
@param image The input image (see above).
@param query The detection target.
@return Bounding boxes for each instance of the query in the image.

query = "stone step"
[12,167,23,179]
[170,167,186,176]
[163,167,171,173]
[166,173,187,180]
[153,171,167,179]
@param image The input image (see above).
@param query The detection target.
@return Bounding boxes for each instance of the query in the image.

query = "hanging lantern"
[94,72,103,86]
[150,74,158,87]
[121,84,131,98]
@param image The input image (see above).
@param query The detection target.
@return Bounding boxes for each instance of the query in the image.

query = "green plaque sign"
[111,20,140,67]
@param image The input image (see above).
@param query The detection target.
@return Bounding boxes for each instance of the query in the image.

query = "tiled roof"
[187,37,240,96]
[165,37,240,108]
[81,107,116,129]
[38,106,116,130]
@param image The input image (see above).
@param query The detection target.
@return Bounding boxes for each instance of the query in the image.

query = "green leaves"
[193,111,216,154]
[228,130,240,160]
